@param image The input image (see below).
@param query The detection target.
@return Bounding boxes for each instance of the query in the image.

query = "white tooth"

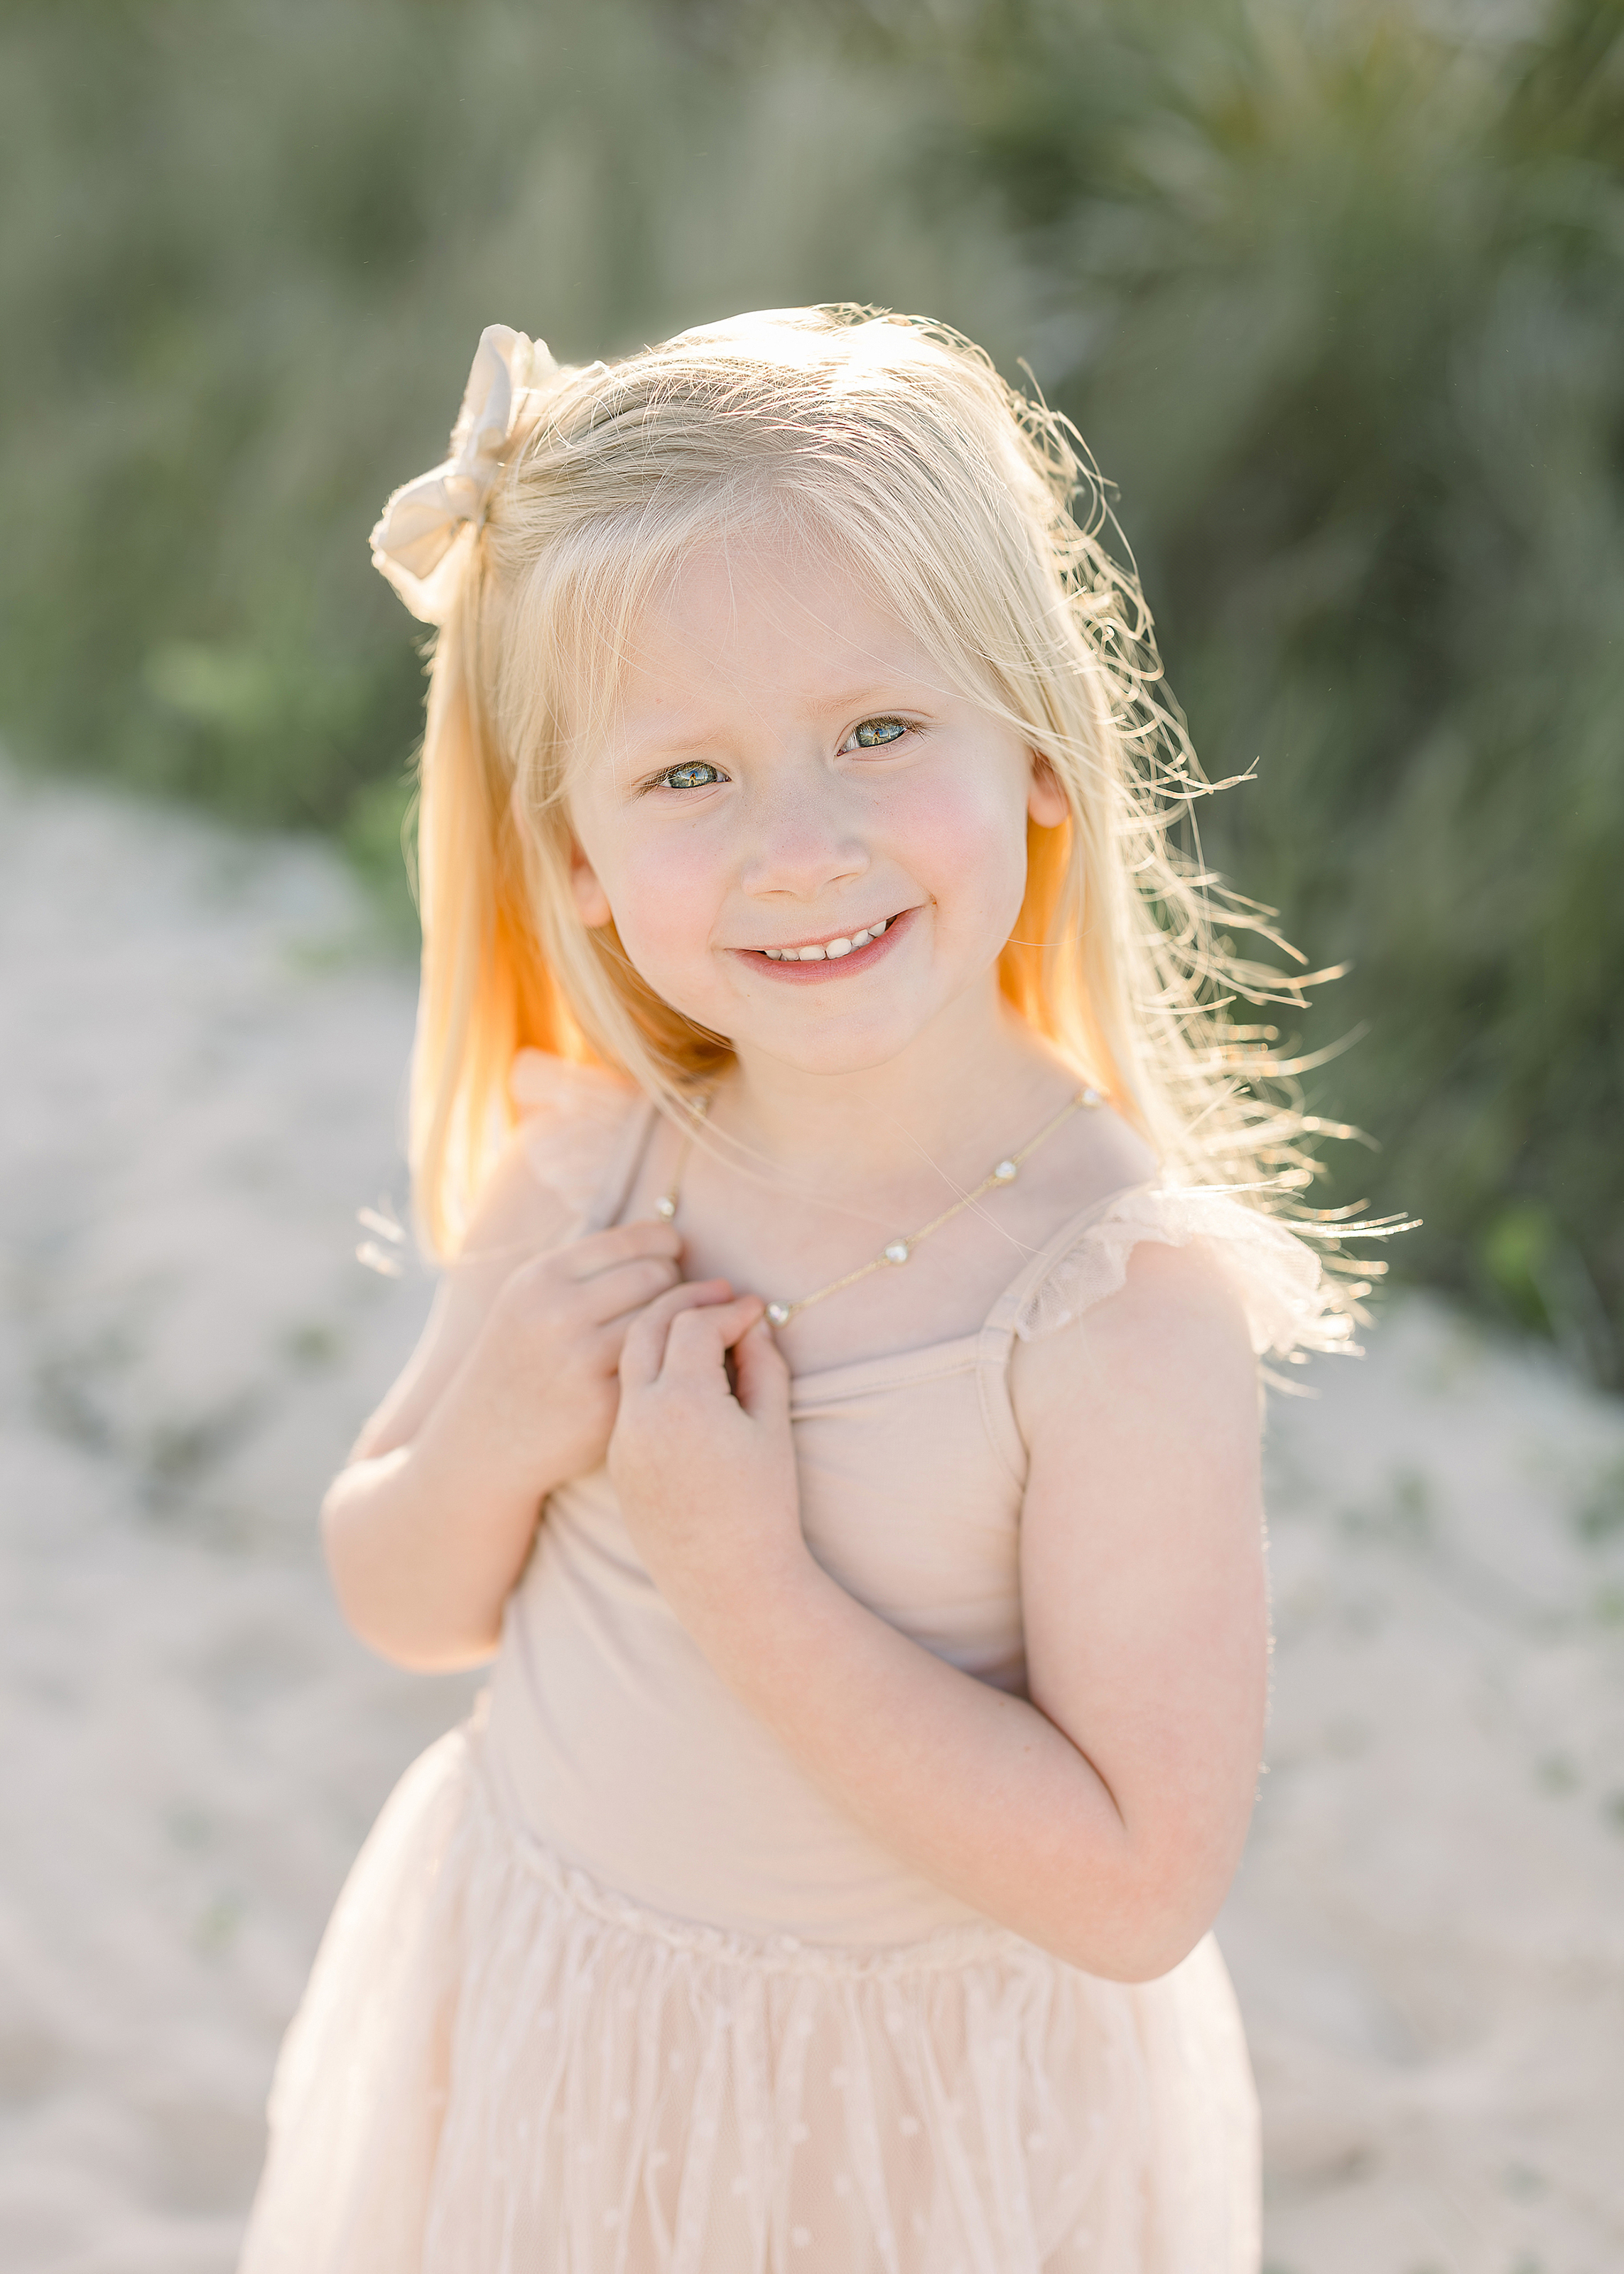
[872,916,889,934]
[799,944,826,961]
[850,929,871,948]
[825,938,853,958]
[764,948,783,959]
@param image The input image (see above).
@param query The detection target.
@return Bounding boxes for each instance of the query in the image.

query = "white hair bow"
[369,324,558,625]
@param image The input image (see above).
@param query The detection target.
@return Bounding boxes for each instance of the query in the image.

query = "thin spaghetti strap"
[583,1095,662,1234]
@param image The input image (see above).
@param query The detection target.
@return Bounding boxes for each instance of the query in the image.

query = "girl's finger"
[578,1254,681,1326]
[657,1295,766,1391]
[728,1313,791,1425]
[617,1278,734,1392]
[565,1219,683,1281]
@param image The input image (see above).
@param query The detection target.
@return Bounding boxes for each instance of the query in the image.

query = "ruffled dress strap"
[973,1180,1348,1481]
[507,1046,653,1231]
[997,1181,1345,1360]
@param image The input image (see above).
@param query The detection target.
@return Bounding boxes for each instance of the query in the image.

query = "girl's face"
[565,537,1065,1078]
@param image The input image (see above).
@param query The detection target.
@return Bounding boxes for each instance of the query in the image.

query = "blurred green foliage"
[0,0,1028,826]
[3,0,1620,1372]
[928,0,1624,1380]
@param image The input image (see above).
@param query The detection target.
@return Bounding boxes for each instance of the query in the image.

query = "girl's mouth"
[732,906,916,984]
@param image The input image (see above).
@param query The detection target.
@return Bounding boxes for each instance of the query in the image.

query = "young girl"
[242,308,1363,2274]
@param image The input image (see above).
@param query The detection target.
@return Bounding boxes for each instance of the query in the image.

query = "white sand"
[1,764,1619,2273]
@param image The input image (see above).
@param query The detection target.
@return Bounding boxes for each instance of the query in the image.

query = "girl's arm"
[609,1239,1267,1984]
[323,1136,724,1672]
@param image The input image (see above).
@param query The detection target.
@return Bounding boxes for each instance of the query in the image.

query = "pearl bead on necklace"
[655,1086,1104,1328]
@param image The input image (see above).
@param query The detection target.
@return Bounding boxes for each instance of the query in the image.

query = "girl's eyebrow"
[620,684,930,761]
[823,684,927,716]
[624,726,726,761]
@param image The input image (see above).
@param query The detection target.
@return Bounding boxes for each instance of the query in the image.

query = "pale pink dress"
[241,1055,1334,2274]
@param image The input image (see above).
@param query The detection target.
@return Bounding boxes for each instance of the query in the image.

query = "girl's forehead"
[640,537,899,657]
[611,540,943,733]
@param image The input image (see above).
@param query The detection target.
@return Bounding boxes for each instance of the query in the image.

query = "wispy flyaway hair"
[398,305,1377,1336]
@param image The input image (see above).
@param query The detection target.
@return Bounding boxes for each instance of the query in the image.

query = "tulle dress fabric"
[241,1055,1337,2274]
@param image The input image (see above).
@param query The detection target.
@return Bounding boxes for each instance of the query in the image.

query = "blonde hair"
[406,305,1373,1321]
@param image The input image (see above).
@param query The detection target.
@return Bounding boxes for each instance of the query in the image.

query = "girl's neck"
[713,994,1073,1202]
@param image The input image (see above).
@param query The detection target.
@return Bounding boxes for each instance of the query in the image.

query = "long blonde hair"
[404,306,1372,1322]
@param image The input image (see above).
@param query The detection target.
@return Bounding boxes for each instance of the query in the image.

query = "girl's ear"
[1027,753,1068,829]
[568,838,613,929]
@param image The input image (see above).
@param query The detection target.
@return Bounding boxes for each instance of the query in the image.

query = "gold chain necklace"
[656,1084,1103,1328]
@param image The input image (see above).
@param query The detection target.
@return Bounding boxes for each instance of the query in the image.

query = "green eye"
[853,718,905,748]
[661,761,724,790]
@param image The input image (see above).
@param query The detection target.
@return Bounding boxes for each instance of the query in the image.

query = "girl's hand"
[609,1293,807,1632]
[321,1224,740,1674]
[465,1222,731,1504]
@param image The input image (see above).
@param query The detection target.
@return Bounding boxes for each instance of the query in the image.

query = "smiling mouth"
[749,913,900,963]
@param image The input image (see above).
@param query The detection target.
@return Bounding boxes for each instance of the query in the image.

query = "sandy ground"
[1,763,1620,2274]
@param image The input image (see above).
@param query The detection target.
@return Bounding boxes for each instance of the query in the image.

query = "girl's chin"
[658,1001,936,1081]
[634,917,1002,1076]
[728,992,964,1080]
[736,1030,922,1079]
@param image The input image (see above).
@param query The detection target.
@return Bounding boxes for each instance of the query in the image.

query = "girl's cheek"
[611,836,729,985]
[884,767,1029,934]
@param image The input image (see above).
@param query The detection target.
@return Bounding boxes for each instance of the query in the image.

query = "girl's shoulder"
[1011,1181,1352,1366]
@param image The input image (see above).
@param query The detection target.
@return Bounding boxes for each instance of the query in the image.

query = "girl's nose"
[737,780,871,902]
